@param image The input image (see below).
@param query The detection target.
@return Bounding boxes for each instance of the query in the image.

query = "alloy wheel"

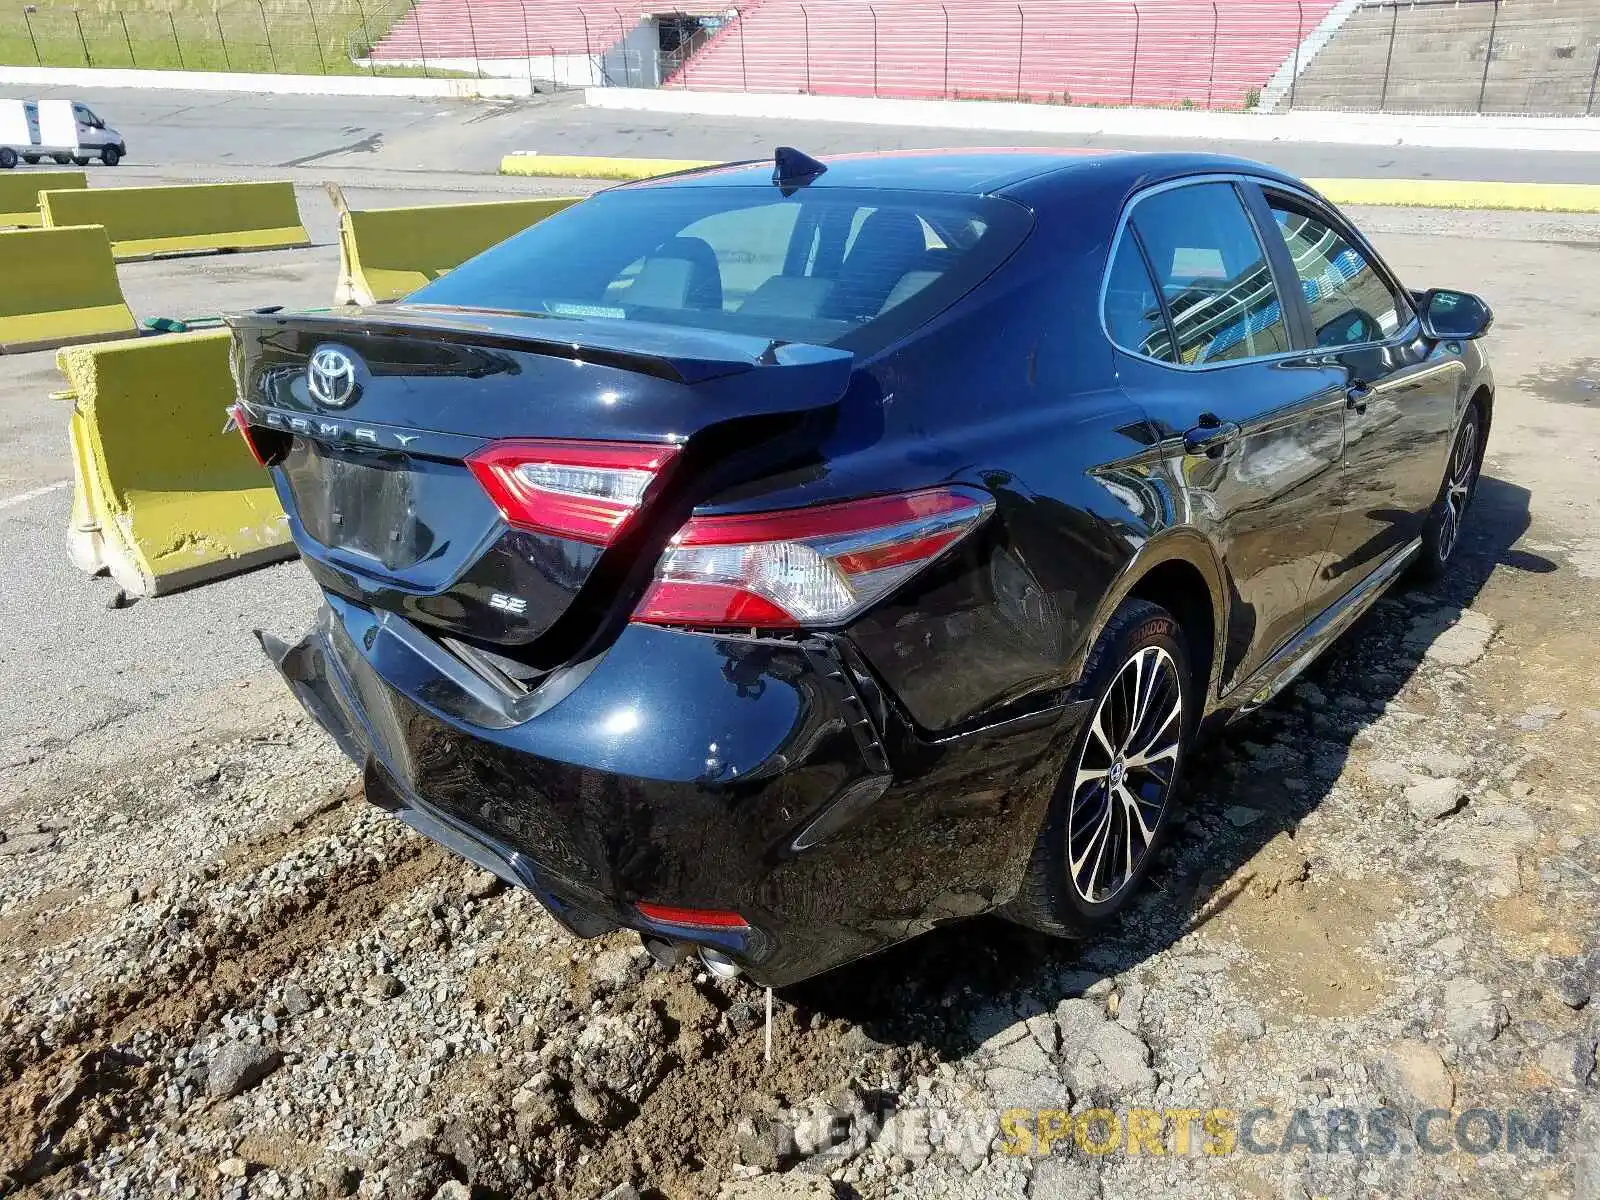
[1438,417,1478,562]
[1066,644,1184,904]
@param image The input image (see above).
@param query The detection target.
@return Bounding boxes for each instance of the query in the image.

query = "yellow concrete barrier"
[56,330,295,597]
[1308,178,1600,213]
[333,189,582,306]
[495,155,1600,213]
[0,225,137,354]
[39,180,311,260]
[499,153,717,180]
[0,169,86,227]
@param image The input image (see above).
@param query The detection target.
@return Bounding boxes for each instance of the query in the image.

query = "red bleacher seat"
[674,0,1341,108]
[371,0,1340,110]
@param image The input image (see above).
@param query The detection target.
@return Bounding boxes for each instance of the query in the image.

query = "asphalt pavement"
[19,85,1600,184]
[3,81,1599,770]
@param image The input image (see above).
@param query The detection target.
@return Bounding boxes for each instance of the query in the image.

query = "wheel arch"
[1468,382,1493,465]
[1080,530,1227,712]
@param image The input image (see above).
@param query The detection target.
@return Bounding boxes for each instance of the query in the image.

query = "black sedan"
[228,148,1493,986]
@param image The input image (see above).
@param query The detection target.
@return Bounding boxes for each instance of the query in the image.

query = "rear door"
[1105,178,1347,693]
[1255,185,1461,612]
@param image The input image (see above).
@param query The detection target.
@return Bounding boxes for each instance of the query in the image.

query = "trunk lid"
[228,307,854,659]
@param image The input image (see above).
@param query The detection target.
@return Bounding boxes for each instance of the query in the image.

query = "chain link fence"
[0,0,419,76]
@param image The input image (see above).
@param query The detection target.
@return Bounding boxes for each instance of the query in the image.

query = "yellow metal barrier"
[56,330,295,597]
[0,225,137,354]
[0,169,86,227]
[39,181,311,261]
[332,187,581,306]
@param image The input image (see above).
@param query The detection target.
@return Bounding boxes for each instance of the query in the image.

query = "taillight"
[466,439,680,547]
[226,403,288,468]
[634,486,993,630]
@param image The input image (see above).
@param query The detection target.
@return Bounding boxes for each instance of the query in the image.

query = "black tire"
[71,156,90,167]
[1003,599,1195,937]
[0,148,17,170]
[101,146,121,167]
[22,154,39,165]
[1412,402,1483,582]
[51,153,72,164]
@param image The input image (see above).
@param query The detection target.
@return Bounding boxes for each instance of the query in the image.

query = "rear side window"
[408,186,1032,355]
[1104,236,1175,362]
[1266,202,1409,347]
[1124,182,1291,366]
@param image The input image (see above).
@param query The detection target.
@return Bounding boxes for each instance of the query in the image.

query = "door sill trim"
[1224,537,1422,721]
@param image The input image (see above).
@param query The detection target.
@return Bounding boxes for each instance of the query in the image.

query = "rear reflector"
[635,902,751,930]
[466,439,679,546]
[634,486,992,630]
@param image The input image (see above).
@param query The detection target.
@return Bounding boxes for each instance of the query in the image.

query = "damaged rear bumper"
[260,596,1080,986]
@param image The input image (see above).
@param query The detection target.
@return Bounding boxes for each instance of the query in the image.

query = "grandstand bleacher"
[371,0,1340,108]
[672,0,1341,108]
[1285,0,1600,115]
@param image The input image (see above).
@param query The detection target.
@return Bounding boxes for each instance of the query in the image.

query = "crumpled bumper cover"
[259,595,1080,985]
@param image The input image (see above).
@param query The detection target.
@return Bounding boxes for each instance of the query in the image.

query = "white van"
[0,98,126,169]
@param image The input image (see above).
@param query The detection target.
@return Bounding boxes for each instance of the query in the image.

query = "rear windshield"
[408,185,1032,355]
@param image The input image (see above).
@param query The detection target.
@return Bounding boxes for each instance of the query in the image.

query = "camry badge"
[307,346,360,409]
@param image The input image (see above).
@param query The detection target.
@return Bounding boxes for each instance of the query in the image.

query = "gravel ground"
[4,530,1599,1200]
[3,207,1599,1200]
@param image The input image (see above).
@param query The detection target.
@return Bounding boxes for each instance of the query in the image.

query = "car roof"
[619,147,1305,202]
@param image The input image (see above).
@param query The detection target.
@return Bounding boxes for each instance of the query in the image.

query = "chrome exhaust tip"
[698,946,743,980]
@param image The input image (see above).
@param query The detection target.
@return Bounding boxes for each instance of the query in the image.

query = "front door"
[72,104,102,150]
[1105,179,1347,693]
[1255,188,1462,612]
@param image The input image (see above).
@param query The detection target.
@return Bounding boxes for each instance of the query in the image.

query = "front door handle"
[1183,419,1242,458]
[1346,383,1372,415]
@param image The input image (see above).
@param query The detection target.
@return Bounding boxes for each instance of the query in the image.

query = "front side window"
[409,186,1032,356]
[1127,182,1291,366]
[1267,201,1408,347]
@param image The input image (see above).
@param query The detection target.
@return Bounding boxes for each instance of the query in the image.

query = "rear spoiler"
[225,305,853,387]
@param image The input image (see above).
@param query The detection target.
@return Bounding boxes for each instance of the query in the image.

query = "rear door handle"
[1346,383,1372,415]
[1183,420,1242,458]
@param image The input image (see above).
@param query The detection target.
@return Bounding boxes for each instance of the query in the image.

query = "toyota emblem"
[307,346,360,409]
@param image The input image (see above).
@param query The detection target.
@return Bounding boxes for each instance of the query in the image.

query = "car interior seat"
[626,235,725,311]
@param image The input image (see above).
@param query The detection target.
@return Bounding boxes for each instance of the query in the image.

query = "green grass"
[0,0,461,77]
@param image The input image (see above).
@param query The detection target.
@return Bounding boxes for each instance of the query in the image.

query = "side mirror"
[1418,289,1493,341]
